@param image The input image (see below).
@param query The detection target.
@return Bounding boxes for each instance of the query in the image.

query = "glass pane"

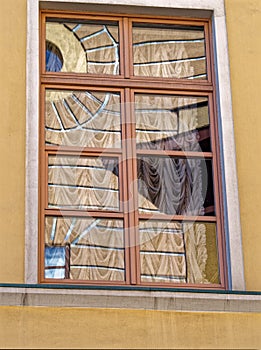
[45,90,121,148]
[139,220,219,284]
[44,246,66,279]
[135,94,210,152]
[133,23,206,79]
[45,268,65,279]
[140,220,186,283]
[184,222,220,284]
[45,217,125,281]
[45,246,66,267]
[46,20,120,75]
[48,155,119,211]
[137,156,215,216]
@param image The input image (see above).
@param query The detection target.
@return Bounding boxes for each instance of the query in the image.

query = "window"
[25,0,245,292]
[39,10,227,288]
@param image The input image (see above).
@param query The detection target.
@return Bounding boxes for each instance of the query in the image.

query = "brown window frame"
[39,10,227,289]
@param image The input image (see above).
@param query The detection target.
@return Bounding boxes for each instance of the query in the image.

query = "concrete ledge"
[0,287,260,312]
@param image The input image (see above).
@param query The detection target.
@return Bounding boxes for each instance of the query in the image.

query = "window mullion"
[124,87,140,284]
[40,13,47,75]
[204,20,213,84]
[122,17,132,79]
[120,88,131,284]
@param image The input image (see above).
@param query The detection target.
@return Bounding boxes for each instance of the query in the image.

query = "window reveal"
[40,11,226,288]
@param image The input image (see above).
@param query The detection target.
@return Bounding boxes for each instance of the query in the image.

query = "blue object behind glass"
[45,246,65,267]
[45,268,65,279]
[45,246,66,279]
[46,41,63,72]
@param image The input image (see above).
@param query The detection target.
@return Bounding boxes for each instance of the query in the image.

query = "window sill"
[0,284,260,312]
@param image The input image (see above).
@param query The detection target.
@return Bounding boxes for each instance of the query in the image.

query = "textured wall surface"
[0,0,26,282]
[225,0,261,291]
[0,0,260,348]
[0,306,260,349]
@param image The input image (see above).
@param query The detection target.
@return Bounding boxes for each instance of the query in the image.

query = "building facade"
[0,0,260,348]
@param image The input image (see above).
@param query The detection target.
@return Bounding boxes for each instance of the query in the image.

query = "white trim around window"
[25,0,245,290]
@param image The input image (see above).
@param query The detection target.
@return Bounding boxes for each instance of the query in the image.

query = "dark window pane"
[137,156,215,216]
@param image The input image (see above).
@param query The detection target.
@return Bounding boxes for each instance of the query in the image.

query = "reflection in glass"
[46,20,119,75]
[140,220,186,283]
[45,246,66,279]
[135,94,210,152]
[45,90,121,148]
[137,157,215,216]
[46,41,63,72]
[48,155,119,211]
[139,220,219,284]
[133,24,206,79]
[45,217,125,281]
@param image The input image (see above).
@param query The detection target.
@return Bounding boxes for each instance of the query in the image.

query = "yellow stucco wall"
[225,0,261,291]
[0,0,26,283]
[0,306,260,349]
[0,0,260,289]
[0,1,260,349]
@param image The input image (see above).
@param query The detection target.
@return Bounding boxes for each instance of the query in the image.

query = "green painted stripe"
[0,283,260,295]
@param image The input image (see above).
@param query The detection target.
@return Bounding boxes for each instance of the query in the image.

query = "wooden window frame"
[39,10,228,289]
